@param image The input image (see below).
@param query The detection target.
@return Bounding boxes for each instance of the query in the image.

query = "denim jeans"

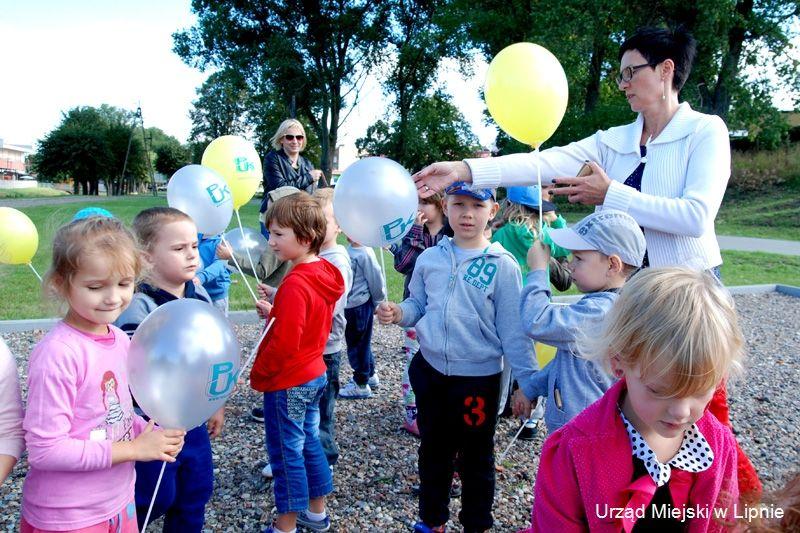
[318,351,341,465]
[263,374,333,514]
[344,300,375,385]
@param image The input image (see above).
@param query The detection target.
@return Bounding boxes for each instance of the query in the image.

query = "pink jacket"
[526,379,739,532]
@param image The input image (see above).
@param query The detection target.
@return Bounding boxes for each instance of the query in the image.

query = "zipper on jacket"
[441,245,458,374]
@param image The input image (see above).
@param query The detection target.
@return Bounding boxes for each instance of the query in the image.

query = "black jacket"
[260,149,316,212]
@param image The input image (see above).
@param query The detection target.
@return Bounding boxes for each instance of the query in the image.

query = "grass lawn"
[0,187,70,199]
[1,195,799,320]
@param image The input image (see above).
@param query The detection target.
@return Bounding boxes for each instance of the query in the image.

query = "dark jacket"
[260,149,316,212]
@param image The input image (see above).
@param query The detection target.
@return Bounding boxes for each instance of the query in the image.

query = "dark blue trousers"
[344,299,376,386]
[134,424,214,532]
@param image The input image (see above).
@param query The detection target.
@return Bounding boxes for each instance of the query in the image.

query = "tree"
[155,141,191,178]
[189,70,249,142]
[357,91,479,167]
[32,106,149,195]
[173,0,391,180]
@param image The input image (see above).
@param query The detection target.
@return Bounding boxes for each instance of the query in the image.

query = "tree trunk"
[319,104,331,181]
[710,0,753,119]
[328,99,340,185]
[584,32,607,113]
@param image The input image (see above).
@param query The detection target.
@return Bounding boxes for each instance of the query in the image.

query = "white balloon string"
[535,146,543,237]
[28,263,43,283]
[141,461,167,532]
[234,209,262,285]
[220,235,258,304]
[377,247,388,303]
[497,418,534,464]
[229,317,275,401]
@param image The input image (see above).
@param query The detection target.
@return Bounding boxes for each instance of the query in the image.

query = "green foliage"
[356,91,479,167]
[729,143,800,191]
[32,106,148,195]
[155,141,191,178]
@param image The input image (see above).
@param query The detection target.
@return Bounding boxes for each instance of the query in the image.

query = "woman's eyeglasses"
[615,63,655,84]
[284,134,304,141]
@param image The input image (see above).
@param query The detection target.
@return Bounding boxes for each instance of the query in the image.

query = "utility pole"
[119,105,157,196]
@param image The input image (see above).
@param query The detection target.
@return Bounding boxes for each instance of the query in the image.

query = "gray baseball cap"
[548,210,646,267]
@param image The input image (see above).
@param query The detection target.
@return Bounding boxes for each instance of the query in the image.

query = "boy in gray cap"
[512,209,646,434]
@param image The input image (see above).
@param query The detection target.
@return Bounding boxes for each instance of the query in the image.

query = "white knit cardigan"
[466,102,730,270]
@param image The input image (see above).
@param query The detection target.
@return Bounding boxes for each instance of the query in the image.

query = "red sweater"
[251,259,344,392]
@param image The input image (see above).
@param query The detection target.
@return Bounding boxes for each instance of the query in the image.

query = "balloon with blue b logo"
[333,157,418,247]
[127,299,241,430]
[167,164,234,235]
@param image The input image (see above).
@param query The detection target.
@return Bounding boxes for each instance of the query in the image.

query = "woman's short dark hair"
[618,26,697,91]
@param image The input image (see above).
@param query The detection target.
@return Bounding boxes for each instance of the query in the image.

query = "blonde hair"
[266,192,326,255]
[311,187,334,208]
[44,216,141,301]
[503,200,540,235]
[586,267,744,398]
[132,207,194,251]
[270,119,307,151]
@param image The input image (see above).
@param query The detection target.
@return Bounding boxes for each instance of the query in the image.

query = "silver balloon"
[167,164,234,236]
[333,157,418,247]
[127,299,241,429]
[223,227,268,258]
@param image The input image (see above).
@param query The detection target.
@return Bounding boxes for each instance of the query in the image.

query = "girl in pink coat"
[527,268,743,532]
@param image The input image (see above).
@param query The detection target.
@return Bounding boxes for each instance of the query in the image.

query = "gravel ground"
[1,292,798,532]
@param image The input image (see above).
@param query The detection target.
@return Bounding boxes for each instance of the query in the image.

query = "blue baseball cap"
[506,186,556,212]
[548,210,646,267]
[73,207,114,221]
[445,181,496,201]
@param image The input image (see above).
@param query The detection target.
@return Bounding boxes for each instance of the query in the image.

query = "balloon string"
[230,317,275,401]
[498,417,535,464]
[377,247,389,303]
[28,263,43,283]
[234,209,262,285]
[141,461,167,531]
[221,235,258,304]
[535,145,543,237]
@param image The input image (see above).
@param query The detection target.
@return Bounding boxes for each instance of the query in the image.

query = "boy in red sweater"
[251,193,345,533]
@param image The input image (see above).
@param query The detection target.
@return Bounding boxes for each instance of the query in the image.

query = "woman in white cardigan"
[414,27,729,274]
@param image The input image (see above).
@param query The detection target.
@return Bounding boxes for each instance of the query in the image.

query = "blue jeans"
[319,351,341,465]
[134,424,213,532]
[344,300,375,386]
[263,374,333,514]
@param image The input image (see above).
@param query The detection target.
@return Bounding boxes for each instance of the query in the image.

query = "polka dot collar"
[619,409,714,487]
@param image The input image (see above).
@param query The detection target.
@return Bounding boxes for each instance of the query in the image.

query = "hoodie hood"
[290,259,345,306]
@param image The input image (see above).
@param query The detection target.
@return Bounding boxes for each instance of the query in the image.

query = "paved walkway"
[717,235,800,256]
[0,195,145,208]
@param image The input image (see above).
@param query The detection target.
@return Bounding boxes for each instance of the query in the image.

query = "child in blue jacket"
[196,233,232,315]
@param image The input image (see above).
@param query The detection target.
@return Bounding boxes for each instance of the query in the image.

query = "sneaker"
[251,406,265,423]
[518,419,539,441]
[338,380,372,399]
[261,463,273,478]
[402,419,420,436]
[296,510,331,531]
[367,373,380,389]
[413,522,446,532]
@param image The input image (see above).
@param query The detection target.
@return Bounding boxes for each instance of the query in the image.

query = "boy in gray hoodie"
[378,182,538,533]
[312,188,353,468]
[513,210,646,434]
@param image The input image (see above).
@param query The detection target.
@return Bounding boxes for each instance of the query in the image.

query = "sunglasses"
[284,134,304,141]
[615,62,656,84]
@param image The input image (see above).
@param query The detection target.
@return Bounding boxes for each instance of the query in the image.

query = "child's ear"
[488,201,500,219]
[607,254,624,275]
[609,354,625,378]
[140,249,155,269]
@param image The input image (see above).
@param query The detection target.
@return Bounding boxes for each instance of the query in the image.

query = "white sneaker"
[261,463,273,478]
[367,373,380,389]
[338,379,372,399]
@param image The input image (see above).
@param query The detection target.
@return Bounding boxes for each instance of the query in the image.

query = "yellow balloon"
[485,43,569,148]
[0,207,39,265]
[201,136,263,210]
[535,342,557,369]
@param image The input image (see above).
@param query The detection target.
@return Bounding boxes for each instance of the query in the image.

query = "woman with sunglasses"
[260,119,324,221]
[413,26,763,505]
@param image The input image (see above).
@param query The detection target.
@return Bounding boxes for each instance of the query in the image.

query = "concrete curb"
[2,284,798,334]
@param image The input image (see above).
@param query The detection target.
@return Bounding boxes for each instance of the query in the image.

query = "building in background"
[0,139,33,181]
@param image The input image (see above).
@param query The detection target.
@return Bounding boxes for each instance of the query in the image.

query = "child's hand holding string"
[255,300,272,320]
[376,302,403,325]
[113,421,185,464]
[415,210,428,227]
[511,389,533,419]
[527,239,551,271]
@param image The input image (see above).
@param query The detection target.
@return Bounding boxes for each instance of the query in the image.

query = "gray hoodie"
[520,269,618,433]
[399,237,538,399]
[345,245,386,309]
[319,244,353,354]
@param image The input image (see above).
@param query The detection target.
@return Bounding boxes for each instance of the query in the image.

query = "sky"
[0,0,497,159]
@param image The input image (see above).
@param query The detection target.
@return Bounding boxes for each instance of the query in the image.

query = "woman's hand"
[310,169,323,183]
[412,161,470,198]
[551,161,612,205]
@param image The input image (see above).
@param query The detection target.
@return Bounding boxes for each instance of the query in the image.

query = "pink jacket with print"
[524,379,739,532]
